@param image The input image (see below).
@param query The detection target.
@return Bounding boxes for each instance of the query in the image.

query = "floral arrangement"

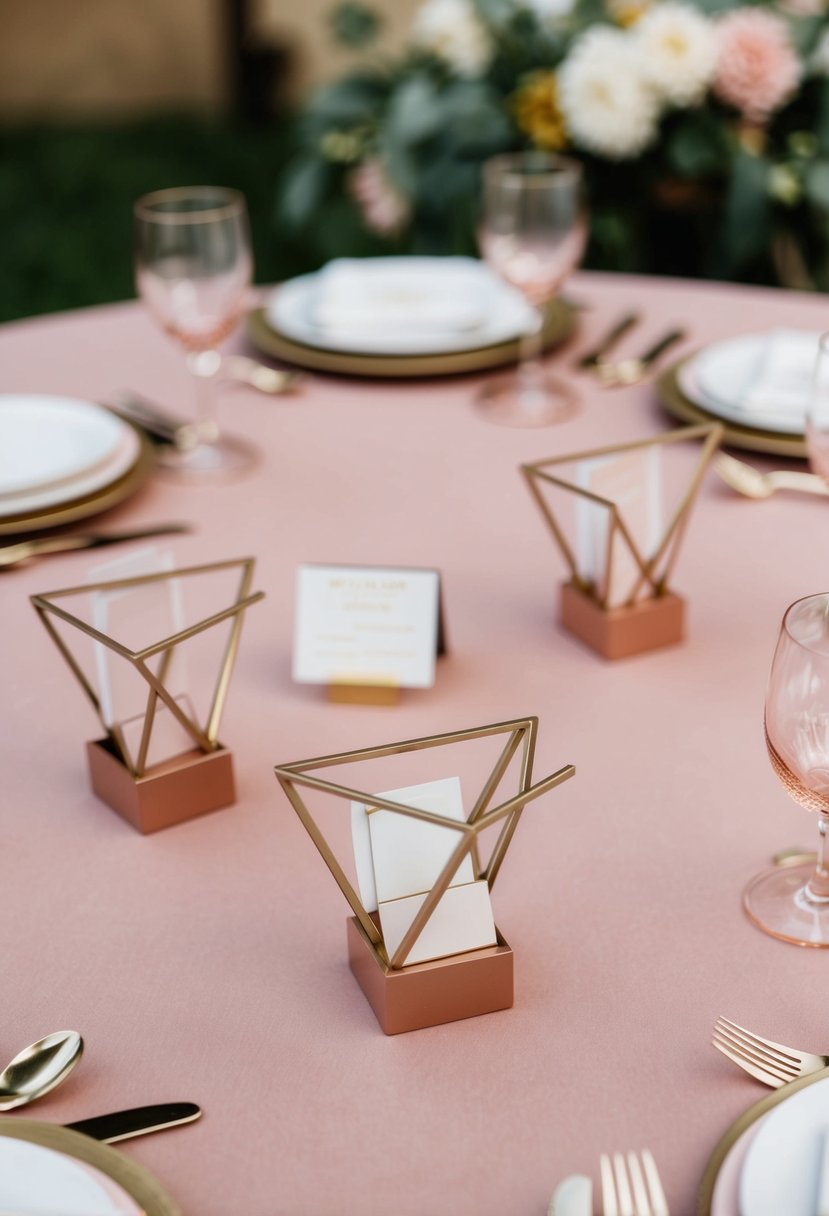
[281,0,829,286]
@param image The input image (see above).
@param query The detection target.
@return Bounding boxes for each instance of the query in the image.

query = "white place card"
[377,880,496,967]
[576,447,662,608]
[292,564,444,689]
[351,776,496,966]
[90,548,192,770]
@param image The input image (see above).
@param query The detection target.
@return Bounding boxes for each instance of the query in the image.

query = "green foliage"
[329,3,381,48]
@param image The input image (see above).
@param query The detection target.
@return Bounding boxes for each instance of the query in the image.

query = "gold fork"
[600,1150,669,1216]
[714,452,829,500]
[594,328,686,387]
[712,1015,829,1087]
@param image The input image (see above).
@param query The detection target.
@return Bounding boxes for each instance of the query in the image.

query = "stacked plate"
[0,394,154,536]
[247,256,577,377]
[706,1072,829,1216]
[0,1120,178,1214]
[658,329,821,458]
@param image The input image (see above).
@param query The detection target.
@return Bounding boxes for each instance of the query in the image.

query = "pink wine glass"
[477,152,587,427]
[745,592,829,945]
[134,186,255,478]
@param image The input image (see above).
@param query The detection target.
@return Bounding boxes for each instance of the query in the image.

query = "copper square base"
[346,915,513,1035]
[560,581,685,660]
[86,737,235,834]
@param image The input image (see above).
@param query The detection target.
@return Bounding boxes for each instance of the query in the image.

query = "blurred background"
[0,0,420,323]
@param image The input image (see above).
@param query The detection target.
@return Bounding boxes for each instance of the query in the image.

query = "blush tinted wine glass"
[477,152,587,427]
[134,186,255,478]
[744,592,829,945]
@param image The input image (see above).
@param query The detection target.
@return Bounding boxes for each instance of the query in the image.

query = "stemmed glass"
[744,593,829,945]
[477,152,587,428]
[806,331,829,480]
[134,186,255,478]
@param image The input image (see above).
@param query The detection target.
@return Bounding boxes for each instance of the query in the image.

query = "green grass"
[0,115,318,323]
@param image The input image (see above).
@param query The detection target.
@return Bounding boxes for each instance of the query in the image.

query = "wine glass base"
[475,373,580,428]
[743,862,829,947]
[156,435,259,482]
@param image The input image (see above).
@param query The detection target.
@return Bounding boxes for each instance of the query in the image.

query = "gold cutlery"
[714,451,829,499]
[712,1015,829,1088]
[600,1150,669,1216]
[222,354,304,395]
[0,1032,83,1111]
[576,311,641,370]
[0,523,190,570]
[595,328,686,387]
[65,1101,201,1143]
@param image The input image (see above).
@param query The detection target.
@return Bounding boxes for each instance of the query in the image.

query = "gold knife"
[0,523,190,571]
[64,1102,201,1143]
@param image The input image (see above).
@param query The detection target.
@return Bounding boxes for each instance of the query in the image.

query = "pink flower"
[713,8,800,122]
[348,159,410,237]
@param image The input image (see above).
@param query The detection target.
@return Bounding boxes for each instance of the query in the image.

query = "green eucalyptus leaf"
[722,149,772,270]
[329,3,381,48]
[280,156,334,226]
[806,159,829,209]
[386,76,444,145]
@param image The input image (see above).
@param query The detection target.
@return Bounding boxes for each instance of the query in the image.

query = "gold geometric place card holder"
[274,716,574,1034]
[31,557,264,834]
[521,423,723,660]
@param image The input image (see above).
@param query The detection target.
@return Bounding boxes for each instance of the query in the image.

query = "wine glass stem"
[808,815,829,902]
[188,351,221,444]
[517,304,546,404]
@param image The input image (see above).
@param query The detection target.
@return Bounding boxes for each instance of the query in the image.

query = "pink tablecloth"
[1,271,827,1216]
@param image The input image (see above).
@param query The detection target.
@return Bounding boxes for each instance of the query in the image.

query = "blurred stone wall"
[0,0,417,119]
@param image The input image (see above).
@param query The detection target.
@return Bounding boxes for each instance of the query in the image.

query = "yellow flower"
[607,0,651,27]
[512,71,568,151]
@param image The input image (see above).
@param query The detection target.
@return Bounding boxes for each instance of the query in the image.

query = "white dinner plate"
[0,395,128,498]
[709,1114,765,1216]
[266,259,535,355]
[0,403,141,520]
[0,1136,141,1214]
[740,1073,829,1215]
[678,332,819,436]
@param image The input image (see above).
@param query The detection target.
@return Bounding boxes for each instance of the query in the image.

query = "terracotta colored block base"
[346,915,513,1035]
[559,581,685,660]
[86,737,235,834]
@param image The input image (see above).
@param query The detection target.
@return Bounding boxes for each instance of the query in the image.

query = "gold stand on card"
[522,424,722,660]
[274,716,574,1034]
[327,682,400,707]
[31,558,264,833]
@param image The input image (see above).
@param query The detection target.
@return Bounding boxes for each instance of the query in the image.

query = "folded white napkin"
[313,257,488,339]
[696,329,821,420]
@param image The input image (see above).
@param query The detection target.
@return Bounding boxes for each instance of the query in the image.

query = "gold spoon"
[0,1031,83,1111]
[714,452,829,499]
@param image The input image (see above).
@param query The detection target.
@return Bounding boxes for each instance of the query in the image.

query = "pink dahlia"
[348,159,410,237]
[713,8,800,122]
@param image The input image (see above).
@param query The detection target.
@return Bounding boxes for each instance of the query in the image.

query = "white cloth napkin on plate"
[695,329,821,420]
[313,257,488,339]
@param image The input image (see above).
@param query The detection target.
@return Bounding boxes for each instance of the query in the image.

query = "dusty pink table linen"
[0,272,825,1216]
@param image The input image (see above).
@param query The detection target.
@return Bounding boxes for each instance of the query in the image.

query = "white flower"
[559,27,660,160]
[411,0,493,77]
[634,2,717,106]
[522,0,576,24]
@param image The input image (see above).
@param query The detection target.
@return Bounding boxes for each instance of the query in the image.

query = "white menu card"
[576,447,662,607]
[292,564,443,689]
[90,548,192,770]
[351,777,496,967]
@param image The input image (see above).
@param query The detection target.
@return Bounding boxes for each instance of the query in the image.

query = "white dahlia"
[411,0,493,78]
[559,27,660,160]
[634,2,717,107]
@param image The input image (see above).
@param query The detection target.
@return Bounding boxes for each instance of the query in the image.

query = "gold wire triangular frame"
[31,557,265,777]
[521,424,723,610]
[274,717,574,970]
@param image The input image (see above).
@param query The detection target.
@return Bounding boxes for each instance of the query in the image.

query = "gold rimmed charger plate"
[0,1117,181,1215]
[0,424,155,537]
[697,1064,829,1215]
[657,358,807,459]
[246,297,577,378]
